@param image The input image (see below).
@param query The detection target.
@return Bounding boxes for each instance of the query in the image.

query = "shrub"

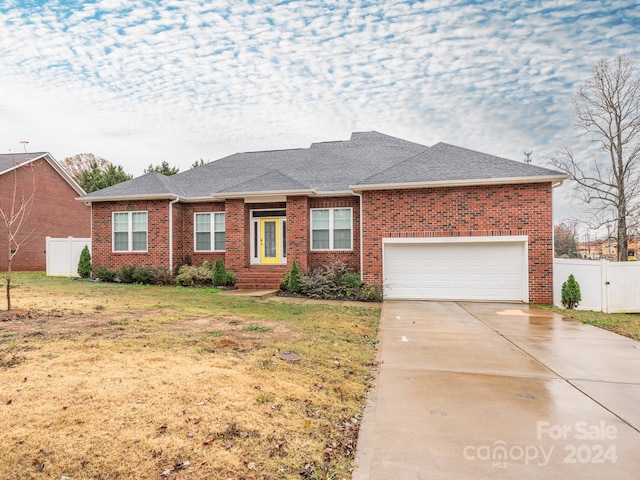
[212,259,229,287]
[561,274,582,309]
[225,271,237,286]
[93,265,117,282]
[131,267,155,284]
[173,256,192,275]
[117,265,137,283]
[285,261,302,293]
[176,262,213,287]
[299,268,337,299]
[116,265,156,284]
[324,258,350,283]
[151,268,175,286]
[357,284,383,302]
[295,260,381,301]
[77,246,92,278]
[280,268,291,291]
[342,271,363,289]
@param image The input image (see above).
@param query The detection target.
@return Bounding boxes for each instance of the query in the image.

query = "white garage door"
[383,237,528,302]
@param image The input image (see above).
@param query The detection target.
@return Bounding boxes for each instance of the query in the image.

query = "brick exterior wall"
[360,183,554,304]
[0,158,90,271]
[89,184,554,303]
[224,199,249,272]
[178,202,226,268]
[308,196,360,271]
[286,196,310,271]
[91,200,172,270]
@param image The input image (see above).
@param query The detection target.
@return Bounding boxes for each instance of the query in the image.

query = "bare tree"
[550,55,640,261]
[61,154,132,193]
[554,223,579,258]
[0,158,37,310]
[61,153,110,183]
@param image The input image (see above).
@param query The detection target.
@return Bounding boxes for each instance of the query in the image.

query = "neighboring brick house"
[80,132,566,303]
[0,152,90,271]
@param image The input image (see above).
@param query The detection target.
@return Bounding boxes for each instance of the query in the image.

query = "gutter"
[76,193,179,202]
[211,189,316,201]
[350,174,569,192]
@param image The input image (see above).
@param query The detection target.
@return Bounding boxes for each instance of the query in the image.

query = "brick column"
[225,199,249,271]
[286,196,309,271]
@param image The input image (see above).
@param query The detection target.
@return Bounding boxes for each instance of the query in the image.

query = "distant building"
[575,237,637,261]
[0,152,91,271]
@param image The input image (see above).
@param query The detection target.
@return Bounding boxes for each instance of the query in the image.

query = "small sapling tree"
[561,274,582,309]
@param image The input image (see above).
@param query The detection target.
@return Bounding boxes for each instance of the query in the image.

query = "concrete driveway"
[353,301,640,479]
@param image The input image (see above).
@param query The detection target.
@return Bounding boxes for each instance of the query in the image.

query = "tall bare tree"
[551,55,640,261]
[0,159,37,310]
[61,153,132,193]
[61,153,110,183]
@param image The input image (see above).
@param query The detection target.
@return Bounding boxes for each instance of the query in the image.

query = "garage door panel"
[383,240,527,301]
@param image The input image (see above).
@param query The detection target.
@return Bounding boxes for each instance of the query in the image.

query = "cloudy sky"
[1,0,638,222]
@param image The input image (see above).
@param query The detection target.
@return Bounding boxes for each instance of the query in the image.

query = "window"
[113,211,147,252]
[194,212,225,251]
[311,208,352,250]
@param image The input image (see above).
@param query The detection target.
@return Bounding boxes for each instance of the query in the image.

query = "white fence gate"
[554,258,640,313]
[46,237,91,277]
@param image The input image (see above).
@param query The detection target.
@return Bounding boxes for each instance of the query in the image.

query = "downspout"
[83,201,93,260]
[169,196,180,271]
[551,180,565,306]
[354,192,364,282]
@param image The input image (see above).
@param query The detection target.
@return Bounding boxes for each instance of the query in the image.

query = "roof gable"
[219,169,310,195]
[0,152,86,195]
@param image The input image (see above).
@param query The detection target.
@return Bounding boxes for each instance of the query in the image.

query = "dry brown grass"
[0,273,380,479]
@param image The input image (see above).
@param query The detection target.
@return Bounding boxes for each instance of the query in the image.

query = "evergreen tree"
[77,245,92,278]
[561,274,582,309]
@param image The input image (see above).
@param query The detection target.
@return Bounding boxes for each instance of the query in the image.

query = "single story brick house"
[0,152,90,271]
[79,132,566,303]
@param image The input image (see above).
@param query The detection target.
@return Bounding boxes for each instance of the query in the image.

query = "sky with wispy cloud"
[1,0,638,221]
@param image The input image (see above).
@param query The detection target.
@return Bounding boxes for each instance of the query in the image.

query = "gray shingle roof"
[0,152,86,195]
[80,132,566,201]
[356,142,565,187]
[0,152,48,174]
[83,172,183,198]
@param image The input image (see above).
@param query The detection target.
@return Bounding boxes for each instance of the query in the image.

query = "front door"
[259,218,281,264]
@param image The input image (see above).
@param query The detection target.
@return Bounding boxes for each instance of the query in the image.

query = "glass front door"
[259,218,281,264]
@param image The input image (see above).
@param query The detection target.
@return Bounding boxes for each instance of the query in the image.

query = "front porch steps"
[235,266,288,289]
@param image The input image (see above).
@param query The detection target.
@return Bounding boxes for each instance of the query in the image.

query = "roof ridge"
[357,146,431,184]
[220,168,308,194]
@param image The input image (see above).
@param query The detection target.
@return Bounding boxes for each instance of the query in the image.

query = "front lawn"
[550,306,640,341]
[0,273,380,479]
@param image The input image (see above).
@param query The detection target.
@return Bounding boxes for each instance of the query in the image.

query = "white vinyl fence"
[554,258,640,313]
[46,237,91,277]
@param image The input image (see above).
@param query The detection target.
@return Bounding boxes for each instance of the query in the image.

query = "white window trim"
[112,211,148,253]
[310,207,353,251]
[194,212,226,252]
